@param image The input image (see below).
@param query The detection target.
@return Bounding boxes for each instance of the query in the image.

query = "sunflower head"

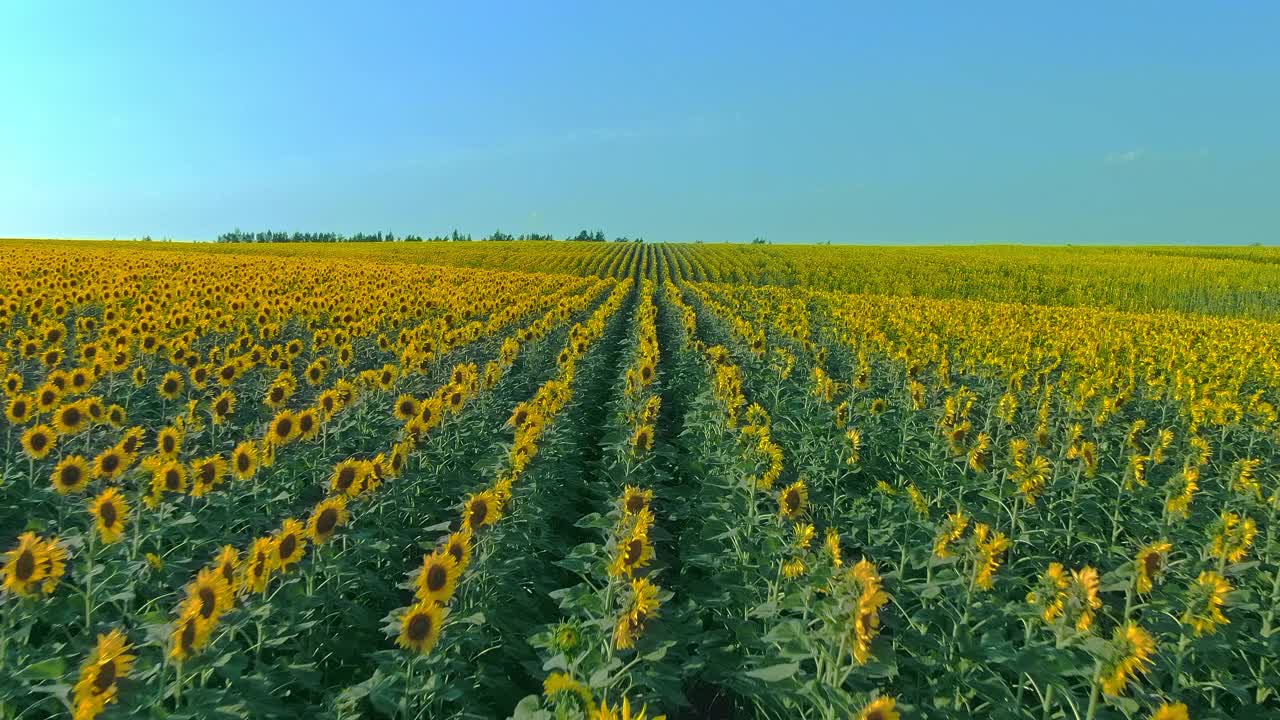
[307,496,350,545]
[20,424,56,460]
[396,600,444,655]
[52,455,91,495]
[415,550,460,605]
[89,488,130,544]
[778,480,808,520]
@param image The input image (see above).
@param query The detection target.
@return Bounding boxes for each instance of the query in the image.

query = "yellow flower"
[1099,622,1156,696]
[933,510,969,559]
[856,697,899,720]
[778,479,808,520]
[72,629,135,719]
[543,672,595,715]
[1183,571,1230,636]
[1148,702,1189,720]
[415,550,460,605]
[1210,511,1257,564]
[1135,541,1172,594]
[88,488,129,544]
[52,455,92,495]
[307,496,349,544]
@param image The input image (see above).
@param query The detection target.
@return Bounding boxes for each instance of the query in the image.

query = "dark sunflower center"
[279,534,297,559]
[61,465,82,487]
[626,496,645,513]
[220,562,234,584]
[450,392,461,406]
[299,415,314,433]
[624,539,643,565]
[162,436,176,453]
[62,407,82,425]
[200,464,216,484]
[102,454,119,472]
[784,492,799,513]
[221,366,235,380]
[514,410,528,426]
[124,436,139,453]
[407,613,432,641]
[30,433,47,451]
[236,453,251,472]
[15,550,35,580]
[163,380,177,393]
[180,619,196,650]
[866,712,885,720]
[316,508,337,534]
[270,388,284,402]
[93,659,117,692]
[337,467,355,489]
[426,564,448,592]
[215,399,230,414]
[1144,553,1162,576]
[447,543,463,564]
[165,470,181,490]
[399,401,414,415]
[275,418,293,437]
[199,587,217,618]
[468,501,488,526]
[100,502,118,527]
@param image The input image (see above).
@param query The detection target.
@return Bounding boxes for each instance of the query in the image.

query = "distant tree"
[751,236,768,245]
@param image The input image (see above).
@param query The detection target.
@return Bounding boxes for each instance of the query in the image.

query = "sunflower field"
[2,240,1278,720]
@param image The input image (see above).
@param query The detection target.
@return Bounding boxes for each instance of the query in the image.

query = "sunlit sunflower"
[52,455,92,495]
[1183,571,1231,636]
[855,697,899,720]
[104,404,126,427]
[1135,541,1173,594]
[242,536,279,595]
[393,394,420,423]
[613,577,662,651]
[158,371,184,401]
[415,549,461,605]
[330,458,368,497]
[231,441,258,480]
[5,393,35,425]
[295,407,320,441]
[131,366,147,387]
[169,601,213,661]
[20,423,56,460]
[119,426,145,456]
[274,519,308,569]
[1148,702,1189,720]
[186,567,234,625]
[1099,622,1156,696]
[778,479,808,520]
[543,672,595,715]
[621,486,653,516]
[2,532,51,596]
[189,455,227,498]
[463,489,502,531]
[396,600,444,654]
[1210,511,1257,565]
[88,488,129,544]
[72,628,135,720]
[630,425,654,454]
[444,529,473,574]
[306,496,350,545]
[155,425,183,459]
[609,530,654,578]
[266,409,298,446]
[211,390,236,425]
[825,528,843,567]
[145,460,187,508]
[34,384,62,412]
[53,401,89,435]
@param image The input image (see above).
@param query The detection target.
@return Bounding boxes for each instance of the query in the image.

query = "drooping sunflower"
[543,672,596,716]
[1210,511,1257,565]
[1099,622,1156,696]
[462,489,502,531]
[415,549,461,605]
[231,441,258,480]
[621,486,653,516]
[1135,541,1173,595]
[88,488,129,544]
[778,479,808,520]
[158,371,184,401]
[396,600,444,654]
[613,576,661,650]
[1067,565,1104,632]
[825,528,843,567]
[330,459,368,497]
[306,496,350,545]
[72,628,135,720]
[20,423,56,460]
[52,455,92,495]
[2,532,51,596]
[1183,571,1231,636]
[274,519,308,569]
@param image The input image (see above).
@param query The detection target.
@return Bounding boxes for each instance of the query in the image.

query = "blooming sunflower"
[1210,511,1257,565]
[295,407,320,441]
[2,532,50,596]
[1183,571,1231,636]
[189,455,227,498]
[266,409,298,446]
[415,549,461,605]
[274,519,308,569]
[856,697,899,720]
[52,455,92,495]
[155,425,183,459]
[595,696,665,720]
[1135,540,1173,594]
[393,394,420,422]
[212,545,239,592]
[396,600,444,654]
[231,441,258,480]
[933,510,970,559]
[330,459,368,497]
[72,628,135,720]
[158,371,184,401]
[444,529,473,574]
[169,601,213,661]
[242,536,279,595]
[621,486,653,516]
[20,423,56,460]
[778,479,808,520]
[186,567,234,624]
[5,393,35,424]
[630,425,654,454]
[613,577,661,650]
[88,488,129,544]
[609,530,654,578]
[211,390,236,425]
[53,401,91,436]
[1099,622,1156,696]
[825,528,843,567]
[307,496,350,545]
[463,489,502,531]
[1148,702,1189,720]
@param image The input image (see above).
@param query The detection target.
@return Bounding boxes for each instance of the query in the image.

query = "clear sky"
[2,2,1277,244]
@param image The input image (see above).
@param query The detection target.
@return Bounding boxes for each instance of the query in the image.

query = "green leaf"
[23,657,66,680]
[745,662,799,682]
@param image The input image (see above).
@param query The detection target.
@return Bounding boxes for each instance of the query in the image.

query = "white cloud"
[1105,148,1145,164]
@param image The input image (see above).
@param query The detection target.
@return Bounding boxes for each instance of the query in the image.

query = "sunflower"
[186,567,234,623]
[609,530,654,578]
[155,425,183,459]
[242,536,279,595]
[119,426,145,455]
[295,407,320,440]
[463,489,502,531]
[630,425,654,454]
[778,479,808,520]
[212,545,240,592]
[1067,565,1103,632]
[158,371,184,400]
[189,455,227,498]
[410,549,459,605]
[264,379,292,409]
[444,529,474,574]
[1210,511,1257,564]
[211,390,236,425]
[147,460,187,506]
[543,672,595,715]
[169,601,213,661]
[1183,571,1231,636]
[131,366,147,387]
[1135,541,1173,594]
[20,423,56,460]
[393,394,420,422]
[622,486,653,516]
[105,404,126,427]
[53,401,89,435]
[5,393,35,424]
[825,528,844,567]
[3,372,21,396]
[330,459,368,497]
[1148,702,1189,720]
[856,697,899,720]
[231,441,258,480]
[72,628,135,720]
[52,455,92,495]
[1099,622,1156,696]
[89,488,129,544]
[388,439,411,477]
[2,532,50,596]
[396,600,444,654]
[274,519,308,569]
[266,409,298,446]
[297,498,346,547]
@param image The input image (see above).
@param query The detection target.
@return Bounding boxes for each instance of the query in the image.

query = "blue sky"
[2,2,1277,244]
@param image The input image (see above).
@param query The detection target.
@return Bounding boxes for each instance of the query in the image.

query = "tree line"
[215,229,644,243]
